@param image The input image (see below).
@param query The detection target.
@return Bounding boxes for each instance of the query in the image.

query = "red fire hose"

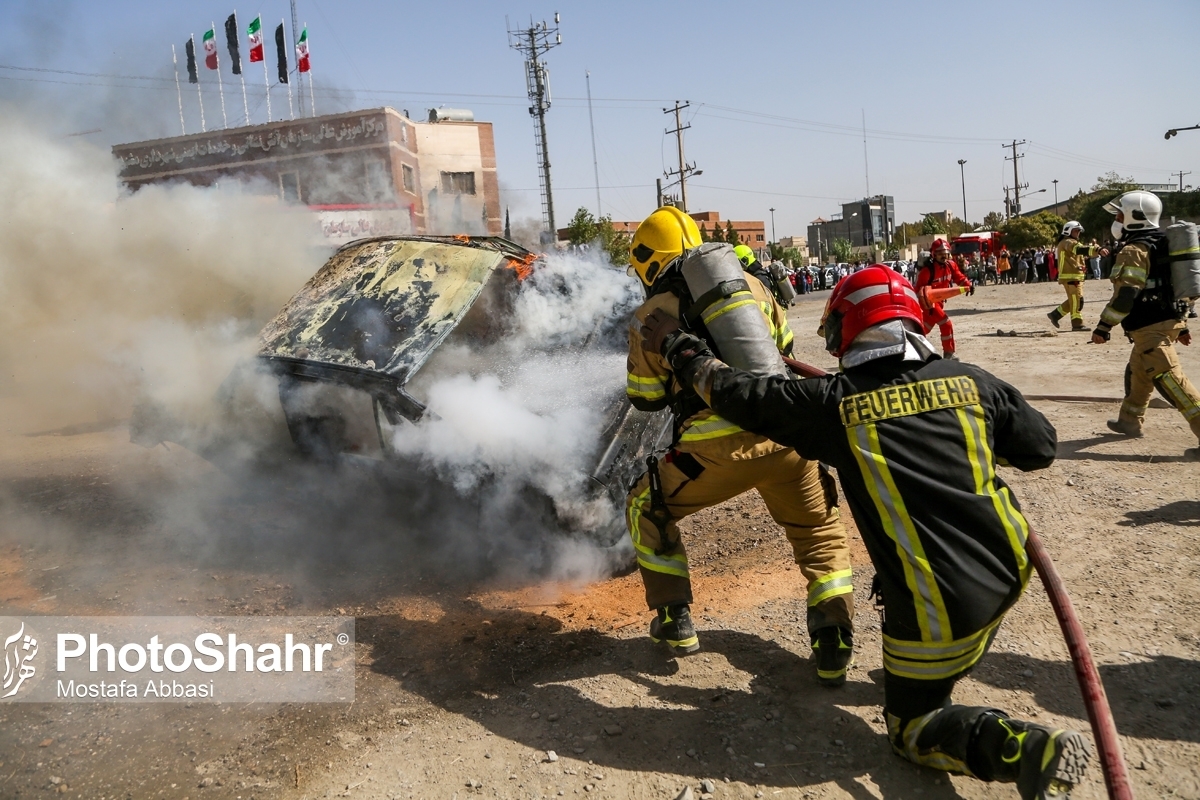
[783,357,1132,799]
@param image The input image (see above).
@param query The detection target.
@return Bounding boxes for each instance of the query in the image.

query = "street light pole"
[957,159,968,223]
[1052,179,1059,211]
[769,207,776,244]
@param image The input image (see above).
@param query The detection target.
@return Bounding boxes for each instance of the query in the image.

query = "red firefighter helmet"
[822,265,923,357]
[930,238,950,253]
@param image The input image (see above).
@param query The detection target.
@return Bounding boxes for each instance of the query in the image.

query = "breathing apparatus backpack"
[1165,221,1200,302]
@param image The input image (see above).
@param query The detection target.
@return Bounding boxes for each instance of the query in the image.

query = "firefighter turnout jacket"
[915,257,971,295]
[626,268,794,455]
[1055,237,1100,283]
[677,352,1055,681]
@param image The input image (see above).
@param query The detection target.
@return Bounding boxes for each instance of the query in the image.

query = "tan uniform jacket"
[626,274,794,461]
[1056,238,1099,282]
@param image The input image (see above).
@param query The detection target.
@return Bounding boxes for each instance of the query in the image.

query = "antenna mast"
[509,12,562,243]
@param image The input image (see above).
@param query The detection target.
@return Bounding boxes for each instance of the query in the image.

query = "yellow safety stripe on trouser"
[627,486,689,578]
[848,422,952,642]
[956,405,1031,577]
[889,710,975,776]
[807,568,854,607]
[1157,371,1200,421]
[701,291,757,326]
[626,373,668,401]
[679,415,745,442]
[1057,282,1083,319]
[883,616,1003,680]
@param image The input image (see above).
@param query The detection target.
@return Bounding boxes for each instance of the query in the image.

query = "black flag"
[275,23,289,84]
[185,37,198,84]
[225,14,242,75]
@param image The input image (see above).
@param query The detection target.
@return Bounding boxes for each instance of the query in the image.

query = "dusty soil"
[1,280,1198,799]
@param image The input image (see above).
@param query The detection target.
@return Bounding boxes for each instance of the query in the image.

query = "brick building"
[569,211,765,245]
[112,107,502,241]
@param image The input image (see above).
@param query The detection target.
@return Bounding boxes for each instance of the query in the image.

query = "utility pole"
[957,159,968,223]
[1003,139,1027,216]
[1172,170,1192,191]
[586,70,601,218]
[508,13,562,242]
[663,101,698,213]
[769,207,776,244]
[1052,179,1059,210]
[656,178,663,208]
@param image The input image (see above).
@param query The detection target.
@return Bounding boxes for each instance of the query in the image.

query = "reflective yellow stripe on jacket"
[627,373,668,401]
[678,414,744,442]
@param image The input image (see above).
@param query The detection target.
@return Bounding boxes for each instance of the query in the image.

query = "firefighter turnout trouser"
[1057,280,1084,322]
[1118,319,1200,442]
[626,446,854,635]
[922,304,956,356]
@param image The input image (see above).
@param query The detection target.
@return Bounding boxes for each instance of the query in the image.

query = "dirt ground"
[1,280,1198,799]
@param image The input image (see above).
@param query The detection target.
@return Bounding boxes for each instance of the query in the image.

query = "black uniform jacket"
[686,352,1057,680]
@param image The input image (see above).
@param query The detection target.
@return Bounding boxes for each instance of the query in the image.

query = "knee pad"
[1124,363,1133,398]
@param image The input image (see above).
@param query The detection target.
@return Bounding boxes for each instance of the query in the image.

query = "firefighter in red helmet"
[915,239,972,358]
[639,266,1090,800]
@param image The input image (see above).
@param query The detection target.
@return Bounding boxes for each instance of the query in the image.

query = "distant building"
[561,210,765,247]
[807,196,895,261]
[776,236,809,262]
[112,106,502,240]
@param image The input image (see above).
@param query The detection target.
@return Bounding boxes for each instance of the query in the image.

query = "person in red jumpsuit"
[915,238,973,359]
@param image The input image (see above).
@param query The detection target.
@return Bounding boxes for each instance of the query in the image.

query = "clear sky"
[2,0,1196,237]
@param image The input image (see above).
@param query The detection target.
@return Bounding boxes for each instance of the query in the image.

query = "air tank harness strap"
[681,278,752,329]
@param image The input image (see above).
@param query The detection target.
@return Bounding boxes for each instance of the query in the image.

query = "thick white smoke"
[393,248,645,576]
[0,108,325,427]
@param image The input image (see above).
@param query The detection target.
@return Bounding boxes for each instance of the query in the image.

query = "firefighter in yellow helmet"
[1048,221,1108,331]
[625,206,856,685]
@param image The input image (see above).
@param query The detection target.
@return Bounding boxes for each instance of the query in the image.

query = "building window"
[402,163,415,193]
[279,171,301,202]
[756,234,764,241]
[440,171,476,195]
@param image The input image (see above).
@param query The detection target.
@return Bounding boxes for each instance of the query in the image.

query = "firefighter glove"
[640,309,683,355]
[661,331,713,375]
[1180,330,1191,346]
[1091,323,1111,344]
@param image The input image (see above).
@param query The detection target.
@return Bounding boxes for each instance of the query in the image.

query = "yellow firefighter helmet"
[629,206,702,287]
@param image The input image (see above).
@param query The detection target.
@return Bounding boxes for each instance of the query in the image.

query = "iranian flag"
[202,28,218,70]
[295,27,310,72]
[247,16,264,62]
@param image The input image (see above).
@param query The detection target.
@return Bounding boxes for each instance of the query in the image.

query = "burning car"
[131,235,669,549]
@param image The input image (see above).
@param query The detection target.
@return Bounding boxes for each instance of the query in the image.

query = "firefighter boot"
[1071,318,1087,332]
[1106,418,1144,438]
[649,604,700,655]
[1047,309,1063,329]
[812,626,854,687]
[970,713,1091,800]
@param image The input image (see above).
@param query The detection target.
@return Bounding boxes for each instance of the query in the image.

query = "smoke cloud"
[0,109,646,595]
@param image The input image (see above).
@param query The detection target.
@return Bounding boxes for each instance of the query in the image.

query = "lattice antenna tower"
[508,12,561,241]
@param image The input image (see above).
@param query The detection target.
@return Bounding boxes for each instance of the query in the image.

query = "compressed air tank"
[679,243,789,378]
[769,261,798,305]
[1165,221,1200,301]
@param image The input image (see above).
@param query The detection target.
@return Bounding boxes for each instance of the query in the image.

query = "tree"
[710,222,726,243]
[562,206,633,266]
[1000,211,1065,251]
[698,223,710,242]
[921,214,947,235]
[830,238,854,262]
[982,211,1005,230]
[725,221,740,245]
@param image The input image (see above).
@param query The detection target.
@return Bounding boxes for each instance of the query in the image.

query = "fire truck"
[951,230,1005,260]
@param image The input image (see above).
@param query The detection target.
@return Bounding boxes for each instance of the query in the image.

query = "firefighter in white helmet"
[1048,221,1107,331]
[1092,190,1200,457]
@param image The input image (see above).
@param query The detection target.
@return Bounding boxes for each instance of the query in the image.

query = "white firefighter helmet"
[1103,190,1162,232]
[1061,220,1084,237]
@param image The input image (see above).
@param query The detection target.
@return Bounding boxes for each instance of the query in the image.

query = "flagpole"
[212,23,228,129]
[283,20,294,120]
[290,0,304,116]
[306,24,315,117]
[192,35,207,133]
[262,41,272,123]
[171,45,186,135]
